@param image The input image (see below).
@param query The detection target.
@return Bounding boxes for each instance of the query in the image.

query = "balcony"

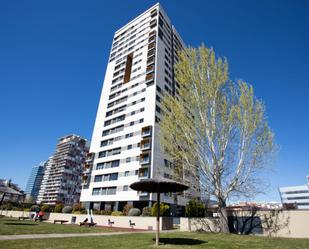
[141,138,151,151]
[141,126,152,138]
[140,152,151,165]
[82,174,90,186]
[85,152,95,163]
[146,56,155,66]
[138,167,149,179]
[84,163,92,173]
[145,73,154,85]
[146,65,154,74]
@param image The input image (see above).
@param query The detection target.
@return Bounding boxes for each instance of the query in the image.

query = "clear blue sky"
[1,0,308,202]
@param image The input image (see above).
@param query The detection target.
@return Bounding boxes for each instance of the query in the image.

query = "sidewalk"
[0,231,152,241]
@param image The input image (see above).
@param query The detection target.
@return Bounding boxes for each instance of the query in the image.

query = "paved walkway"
[0,231,155,241]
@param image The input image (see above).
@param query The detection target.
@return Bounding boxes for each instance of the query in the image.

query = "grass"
[0,217,117,235]
[0,217,309,248]
[1,231,309,249]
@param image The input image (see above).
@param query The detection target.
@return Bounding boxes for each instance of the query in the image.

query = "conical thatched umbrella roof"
[130,179,189,193]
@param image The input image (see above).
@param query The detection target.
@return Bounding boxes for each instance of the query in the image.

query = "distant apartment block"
[25,162,46,201]
[37,135,88,205]
[0,179,25,203]
[279,175,309,209]
[80,3,199,212]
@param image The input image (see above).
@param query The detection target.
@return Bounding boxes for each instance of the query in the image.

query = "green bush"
[128,208,141,216]
[92,209,101,215]
[62,206,73,213]
[100,210,112,215]
[111,211,123,216]
[142,207,152,216]
[54,204,64,213]
[72,203,82,212]
[30,205,40,212]
[23,208,30,211]
[73,211,81,214]
[151,203,170,217]
[12,206,23,211]
[40,204,51,212]
[122,204,133,216]
[185,199,206,217]
[80,209,87,214]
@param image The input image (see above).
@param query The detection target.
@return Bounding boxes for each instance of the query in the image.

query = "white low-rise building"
[279,176,309,209]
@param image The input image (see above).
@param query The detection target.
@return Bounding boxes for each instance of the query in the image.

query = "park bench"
[108,219,114,227]
[54,219,69,224]
[18,216,30,220]
[129,220,135,229]
[79,221,97,227]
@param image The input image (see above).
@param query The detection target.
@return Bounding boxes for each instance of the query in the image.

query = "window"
[111,160,120,167]
[92,188,100,195]
[139,118,144,123]
[96,163,105,170]
[126,157,131,163]
[130,121,134,126]
[127,145,132,150]
[94,175,103,182]
[125,171,129,176]
[110,173,118,181]
[107,187,117,195]
[123,185,128,191]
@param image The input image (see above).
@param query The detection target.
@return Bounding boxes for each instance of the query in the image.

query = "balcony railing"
[141,126,152,137]
[140,154,150,165]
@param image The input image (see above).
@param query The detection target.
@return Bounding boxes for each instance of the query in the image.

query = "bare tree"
[159,45,276,232]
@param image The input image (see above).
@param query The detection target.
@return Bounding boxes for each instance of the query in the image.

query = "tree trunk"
[218,206,229,233]
[156,192,160,246]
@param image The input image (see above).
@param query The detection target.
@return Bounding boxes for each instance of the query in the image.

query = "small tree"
[142,207,152,216]
[160,45,276,232]
[122,203,133,216]
[54,203,64,213]
[151,202,170,217]
[185,199,206,217]
[40,204,51,212]
[30,205,40,212]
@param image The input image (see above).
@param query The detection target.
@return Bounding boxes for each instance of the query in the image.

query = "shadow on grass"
[153,238,207,245]
[4,223,38,226]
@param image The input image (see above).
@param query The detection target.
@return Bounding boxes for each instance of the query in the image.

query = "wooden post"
[156,192,160,246]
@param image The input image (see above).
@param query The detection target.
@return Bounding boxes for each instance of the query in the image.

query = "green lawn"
[0,217,116,235]
[1,232,309,249]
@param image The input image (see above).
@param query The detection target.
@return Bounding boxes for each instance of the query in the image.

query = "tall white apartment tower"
[80,3,199,212]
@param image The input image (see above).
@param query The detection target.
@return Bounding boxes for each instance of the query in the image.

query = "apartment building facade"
[25,162,46,201]
[279,176,309,210]
[37,135,88,205]
[80,3,199,212]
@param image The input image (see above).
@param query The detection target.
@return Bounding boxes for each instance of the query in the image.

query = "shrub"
[111,211,123,216]
[80,209,87,214]
[40,205,51,212]
[72,203,82,212]
[122,204,133,216]
[92,209,101,215]
[128,208,141,216]
[30,205,40,212]
[142,207,152,216]
[12,206,23,211]
[62,206,73,213]
[73,211,81,214]
[5,203,13,210]
[151,203,170,217]
[23,208,30,212]
[185,199,206,217]
[101,210,112,215]
[54,204,64,213]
